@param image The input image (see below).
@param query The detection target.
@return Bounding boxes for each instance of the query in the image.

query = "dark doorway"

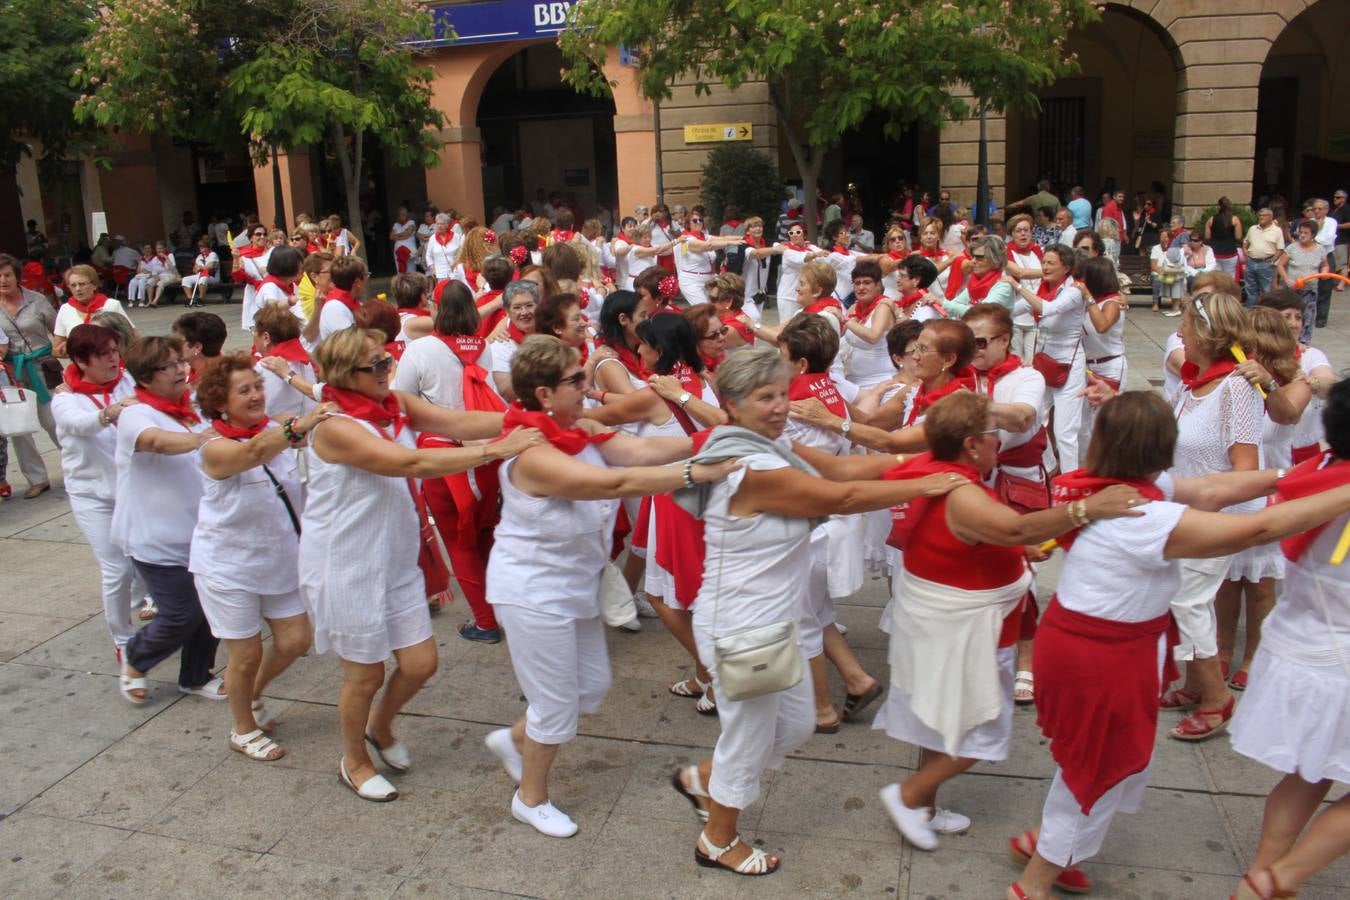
[1253,77,1299,203]
[1038,97,1086,191]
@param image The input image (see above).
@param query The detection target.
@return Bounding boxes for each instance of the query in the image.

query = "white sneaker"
[618,617,641,632]
[511,790,578,838]
[929,807,971,835]
[485,728,522,783]
[879,783,938,850]
[633,592,659,618]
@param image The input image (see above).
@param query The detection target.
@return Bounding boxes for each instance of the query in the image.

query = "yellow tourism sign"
[683,123,753,144]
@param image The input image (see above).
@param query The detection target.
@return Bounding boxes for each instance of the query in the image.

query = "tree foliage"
[560,0,1099,236]
[75,0,448,241]
[700,144,782,227]
[0,0,99,171]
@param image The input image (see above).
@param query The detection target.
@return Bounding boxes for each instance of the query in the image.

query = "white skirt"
[1226,541,1286,583]
[1229,648,1350,784]
[822,514,865,599]
[872,646,1015,761]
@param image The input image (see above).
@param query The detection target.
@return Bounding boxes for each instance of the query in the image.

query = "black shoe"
[458,623,502,644]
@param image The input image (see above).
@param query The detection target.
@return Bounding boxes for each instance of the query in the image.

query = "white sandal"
[1013,671,1035,705]
[339,757,398,802]
[669,676,708,699]
[694,831,779,876]
[178,675,227,700]
[119,669,148,705]
[251,699,275,732]
[671,765,711,822]
[695,687,718,716]
[230,728,285,761]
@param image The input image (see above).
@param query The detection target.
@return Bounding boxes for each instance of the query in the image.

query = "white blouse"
[111,404,208,566]
[50,373,137,501]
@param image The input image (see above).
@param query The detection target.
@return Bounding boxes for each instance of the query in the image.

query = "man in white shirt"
[111,237,141,271]
[318,256,369,344]
[847,214,875,253]
[1313,198,1337,327]
[1054,208,1077,250]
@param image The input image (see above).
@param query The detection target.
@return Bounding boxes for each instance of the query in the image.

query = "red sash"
[269,338,311,365]
[1273,450,1350,561]
[945,253,969,300]
[474,288,505,336]
[1050,470,1165,550]
[789,372,846,418]
[661,362,705,435]
[722,313,755,345]
[653,429,715,608]
[1034,598,1179,814]
[436,333,507,414]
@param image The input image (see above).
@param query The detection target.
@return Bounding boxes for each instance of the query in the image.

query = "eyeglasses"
[973,335,1007,350]
[908,344,937,357]
[704,326,728,339]
[970,253,986,260]
[554,371,586,388]
[155,358,191,372]
[251,231,266,238]
[888,236,905,243]
[355,355,394,375]
[508,304,535,314]
[688,217,703,224]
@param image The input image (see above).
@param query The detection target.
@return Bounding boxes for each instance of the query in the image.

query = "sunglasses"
[355,355,394,375]
[689,217,703,224]
[1192,294,1213,327]
[888,236,905,242]
[973,335,1008,350]
[252,231,266,237]
[555,371,586,388]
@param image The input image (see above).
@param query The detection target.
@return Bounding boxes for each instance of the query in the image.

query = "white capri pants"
[128,274,152,302]
[495,604,612,745]
[1040,352,1086,473]
[194,574,306,640]
[1171,555,1231,661]
[1037,765,1151,866]
[182,274,219,295]
[694,626,816,809]
[68,493,137,649]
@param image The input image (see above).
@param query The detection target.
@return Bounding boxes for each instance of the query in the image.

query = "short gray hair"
[716,345,794,407]
[975,235,1007,270]
[503,279,538,306]
[435,212,454,226]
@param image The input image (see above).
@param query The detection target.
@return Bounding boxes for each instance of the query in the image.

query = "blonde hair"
[511,334,580,410]
[568,234,604,284]
[1006,213,1033,233]
[743,216,764,231]
[314,327,385,388]
[1097,218,1120,241]
[800,260,836,299]
[1249,306,1299,386]
[455,226,494,273]
[1184,292,1251,363]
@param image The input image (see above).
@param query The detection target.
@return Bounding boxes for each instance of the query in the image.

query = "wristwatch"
[677,391,692,408]
[840,420,852,437]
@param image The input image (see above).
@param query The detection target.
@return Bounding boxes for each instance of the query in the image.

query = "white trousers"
[1037,765,1151,866]
[496,604,611,744]
[182,274,219,296]
[1171,555,1230,660]
[1041,352,1086,473]
[128,274,152,302]
[68,493,137,648]
[694,627,815,809]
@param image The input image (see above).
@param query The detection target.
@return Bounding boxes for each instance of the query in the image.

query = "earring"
[221,412,229,422]
[545,407,554,417]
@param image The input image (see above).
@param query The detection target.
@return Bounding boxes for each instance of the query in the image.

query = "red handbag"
[996,471,1051,514]
[405,477,455,608]
[1031,352,1072,389]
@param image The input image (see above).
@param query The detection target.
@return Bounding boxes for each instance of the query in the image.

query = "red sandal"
[1229,670,1249,691]
[1160,687,1200,710]
[1007,830,1094,894]
[1170,694,1236,742]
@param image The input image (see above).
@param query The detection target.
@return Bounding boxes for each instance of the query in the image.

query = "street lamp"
[976,100,989,228]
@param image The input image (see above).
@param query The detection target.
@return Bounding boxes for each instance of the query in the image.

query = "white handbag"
[0,364,39,436]
[597,561,637,627]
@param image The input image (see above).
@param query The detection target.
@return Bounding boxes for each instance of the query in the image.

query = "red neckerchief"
[831,244,850,255]
[887,249,906,261]
[195,253,213,271]
[434,228,454,246]
[63,363,120,407]
[1009,241,1043,262]
[322,385,408,437]
[1179,358,1238,391]
[785,241,808,252]
[917,246,944,259]
[684,230,707,241]
[977,355,1023,395]
[325,287,360,314]
[722,313,755,345]
[1032,276,1067,321]
[269,338,311,365]
[898,290,928,316]
[502,402,615,455]
[851,293,884,322]
[66,292,110,322]
[804,296,843,319]
[211,416,269,440]
[140,254,154,266]
[133,386,200,426]
[475,288,503,310]
[700,353,720,373]
[723,219,742,229]
[668,360,704,397]
[237,244,267,260]
[1050,470,1165,550]
[604,338,648,380]
[399,305,431,317]
[965,269,1001,302]
[789,371,846,417]
[259,275,295,298]
[156,252,173,267]
[551,229,576,245]
[945,253,969,299]
[744,235,765,249]
[1274,451,1350,561]
[507,321,529,344]
[880,452,983,550]
[462,267,479,289]
[905,368,977,426]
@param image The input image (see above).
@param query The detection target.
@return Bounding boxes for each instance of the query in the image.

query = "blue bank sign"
[420,1,577,48]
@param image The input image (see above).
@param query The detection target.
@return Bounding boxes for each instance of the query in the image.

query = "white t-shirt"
[490,338,521,376]
[318,299,357,343]
[54,298,132,338]
[1291,346,1331,451]
[190,423,303,594]
[111,404,207,566]
[50,373,137,501]
[258,360,317,420]
[1161,331,1185,400]
[392,335,490,410]
[1057,495,1187,622]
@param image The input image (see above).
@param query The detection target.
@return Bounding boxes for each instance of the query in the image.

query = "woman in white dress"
[482,335,735,838]
[423,212,462,281]
[1006,391,1350,900]
[301,327,542,802]
[667,346,969,876]
[1228,380,1350,900]
[388,206,419,274]
[841,260,898,389]
[1162,292,1263,742]
[191,354,333,761]
[739,217,773,315]
[1006,245,1087,473]
[51,324,139,660]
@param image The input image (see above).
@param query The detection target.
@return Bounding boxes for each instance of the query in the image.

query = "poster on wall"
[90,212,108,241]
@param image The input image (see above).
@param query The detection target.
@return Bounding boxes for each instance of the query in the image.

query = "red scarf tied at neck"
[63,363,120,406]
[1179,357,1238,392]
[322,384,408,438]
[905,368,977,426]
[1050,470,1165,550]
[133,386,200,426]
[964,268,1002,302]
[211,416,269,440]
[603,338,648,381]
[67,293,110,322]
[269,338,311,366]
[501,402,615,456]
[978,355,1023,395]
[667,360,705,398]
[436,332,505,413]
[880,452,983,550]
[325,287,361,314]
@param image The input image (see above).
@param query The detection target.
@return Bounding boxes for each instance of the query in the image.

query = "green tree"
[76,0,448,250]
[560,0,1098,239]
[0,0,98,170]
[700,143,781,228]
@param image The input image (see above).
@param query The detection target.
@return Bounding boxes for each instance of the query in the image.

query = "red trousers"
[422,474,497,629]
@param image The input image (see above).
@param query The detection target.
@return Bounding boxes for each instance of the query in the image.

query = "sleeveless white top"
[486,443,618,619]
[843,304,894,388]
[299,416,419,660]
[1264,511,1350,663]
[190,423,303,594]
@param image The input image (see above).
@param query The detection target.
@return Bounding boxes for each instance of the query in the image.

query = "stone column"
[251,151,317,232]
[938,87,1006,212]
[602,47,657,218]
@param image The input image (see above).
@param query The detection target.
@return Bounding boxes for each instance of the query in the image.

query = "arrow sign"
[682,122,754,143]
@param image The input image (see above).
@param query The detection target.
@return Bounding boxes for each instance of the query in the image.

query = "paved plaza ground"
[2,295,1349,898]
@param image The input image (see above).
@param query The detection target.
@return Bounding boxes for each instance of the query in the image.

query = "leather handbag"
[995,471,1051,515]
[712,620,803,702]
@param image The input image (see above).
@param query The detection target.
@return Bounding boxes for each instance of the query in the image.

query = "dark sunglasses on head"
[355,355,394,375]
[555,371,586,388]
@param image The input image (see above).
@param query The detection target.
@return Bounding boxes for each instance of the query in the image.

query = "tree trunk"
[330,122,366,262]
[768,84,830,244]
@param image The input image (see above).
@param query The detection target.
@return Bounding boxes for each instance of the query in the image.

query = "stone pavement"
[2,297,1349,899]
